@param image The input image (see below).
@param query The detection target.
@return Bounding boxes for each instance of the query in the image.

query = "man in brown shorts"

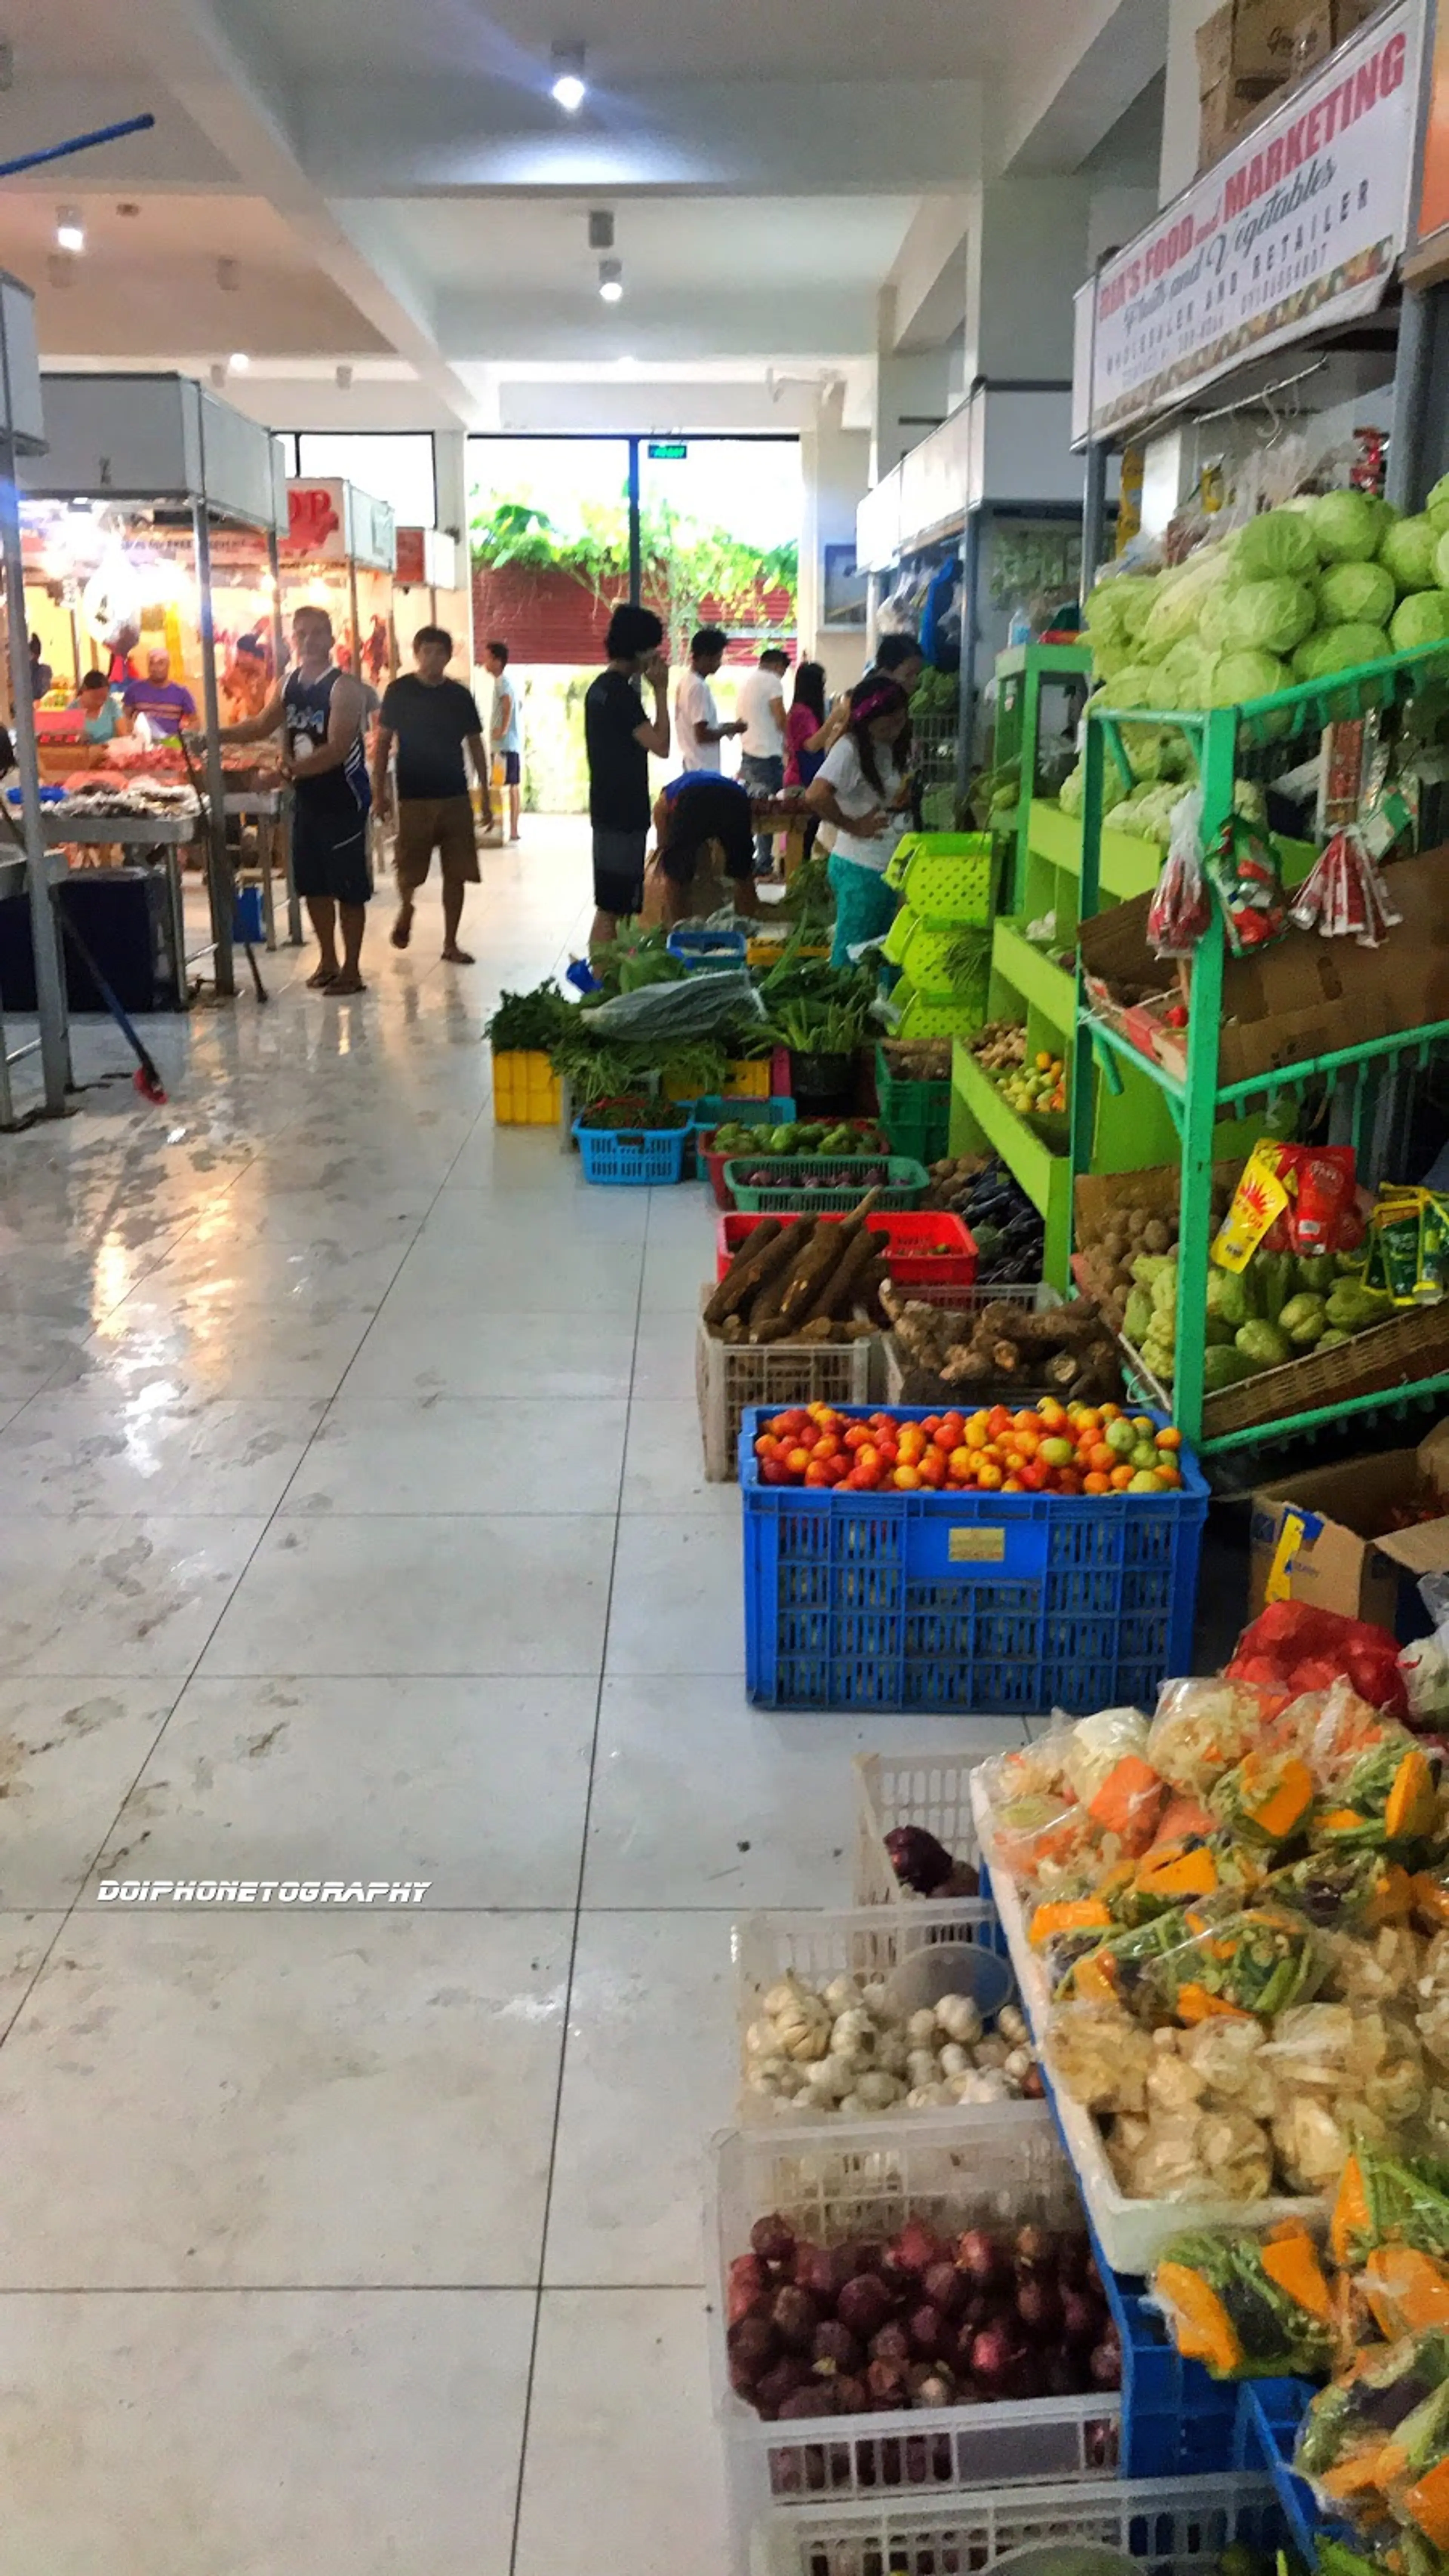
[374,627,492,963]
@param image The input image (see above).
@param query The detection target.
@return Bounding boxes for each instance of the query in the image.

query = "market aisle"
[0,818,1032,2576]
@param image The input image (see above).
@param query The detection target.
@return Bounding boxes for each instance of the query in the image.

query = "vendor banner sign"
[1074,0,1422,443]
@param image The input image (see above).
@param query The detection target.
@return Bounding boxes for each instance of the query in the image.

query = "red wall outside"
[471,561,795,666]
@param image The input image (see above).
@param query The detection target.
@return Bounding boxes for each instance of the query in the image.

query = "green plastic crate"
[875,1044,952,1166]
[722,1154,929,1213]
[901,835,994,924]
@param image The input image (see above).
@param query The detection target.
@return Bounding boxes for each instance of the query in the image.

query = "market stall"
[16,371,291,997]
[393,524,468,676]
[0,269,69,1121]
[281,477,397,694]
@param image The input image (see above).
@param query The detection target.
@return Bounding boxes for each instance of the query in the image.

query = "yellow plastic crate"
[744,937,829,967]
[493,1050,562,1126]
[661,1056,774,1103]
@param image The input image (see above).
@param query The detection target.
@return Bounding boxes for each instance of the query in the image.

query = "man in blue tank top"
[208,604,372,993]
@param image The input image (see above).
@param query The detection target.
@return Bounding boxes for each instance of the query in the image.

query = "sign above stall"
[1072,0,1421,446]
[283,480,346,563]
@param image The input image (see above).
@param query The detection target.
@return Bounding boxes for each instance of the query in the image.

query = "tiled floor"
[0,820,1032,2575]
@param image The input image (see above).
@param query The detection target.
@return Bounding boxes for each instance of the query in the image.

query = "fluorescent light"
[599,257,623,303]
[551,41,586,110]
[228,352,250,373]
[55,208,84,253]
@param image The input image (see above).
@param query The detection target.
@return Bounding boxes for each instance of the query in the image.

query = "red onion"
[1057,2233,1093,2287]
[752,2212,796,2268]
[754,2358,808,2416]
[884,1824,955,1895]
[1014,2223,1054,2276]
[727,2315,778,2383]
[1089,2332,1122,2391]
[794,2242,853,2302]
[908,2362,957,2409]
[777,2384,837,2421]
[1016,2278,1062,2342]
[1022,2065,1046,2098]
[1006,2349,1046,2401]
[831,2373,868,2417]
[884,2218,941,2281]
[728,2254,768,2325]
[869,2321,913,2369]
[840,2238,885,2277]
[967,2325,1019,2394]
[1044,2350,1085,2398]
[811,2320,863,2375]
[1060,2287,1100,2347]
[866,2355,910,2409]
[906,2303,947,2361]
[923,2260,966,2320]
[836,2274,892,2341]
[771,2285,819,2353]
[956,2228,1008,2290]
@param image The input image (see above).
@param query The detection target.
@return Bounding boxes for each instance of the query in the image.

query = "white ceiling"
[0,0,1168,433]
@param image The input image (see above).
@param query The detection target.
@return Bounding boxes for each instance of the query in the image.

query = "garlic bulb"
[803,2052,855,2101]
[972,2033,1010,2070]
[907,2082,951,2109]
[906,2048,940,2090]
[773,1991,832,2062]
[838,2091,869,2119]
[822,1975,860,2016]
[856,2069,904,2110]
[746,2058,794,2096]
[938,2042,971,2079]
[875,2030,910,2078]
[831,2008,877,2059]
[745,2018,779,2060]
[1003,2045,1035,2085]
[954,2068,1011,2104]
[998,2004,1030,2047]
[936,1993,984,2047]
[861,1981,890,2014]
[906,2008,939,2048]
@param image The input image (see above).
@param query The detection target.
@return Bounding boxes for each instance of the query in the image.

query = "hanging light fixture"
[55,208,84,254]
[598,258,623,304]
[551,42,587,112]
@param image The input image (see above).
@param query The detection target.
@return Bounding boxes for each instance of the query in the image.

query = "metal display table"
[40,810,199,1006]
[223,785,298,948]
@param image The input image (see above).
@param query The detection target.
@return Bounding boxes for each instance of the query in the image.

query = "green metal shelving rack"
[1069,640,1449,1459]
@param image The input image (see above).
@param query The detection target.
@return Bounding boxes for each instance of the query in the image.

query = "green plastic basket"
[874,1044,952,1166]
[901,835,994,925]
[722,1154,929,1212]
[894,990,984,1040]
[899,916,991,1001]
[881,903,918,966]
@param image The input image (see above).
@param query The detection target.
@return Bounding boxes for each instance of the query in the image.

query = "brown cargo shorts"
[395,795,480,890]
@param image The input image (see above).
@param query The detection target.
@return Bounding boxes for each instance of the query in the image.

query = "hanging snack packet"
[1148,787,1212,958]
[1206,813,1287,955]
[1212,1142,1296,1274]
[1290,825,1404,947]
[1290,1146,1357,1257]
[1420,1195,1449,1303]
[1375,1191,1429,1307]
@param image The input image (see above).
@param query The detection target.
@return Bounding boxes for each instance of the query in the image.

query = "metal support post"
[1081,441,1109,594]
[1174,710,1234,1450]
[192,501,235,995]
[267,528,301,944]
[958,508,982,798]
[627,437,642,605]
[0,434,69,1111]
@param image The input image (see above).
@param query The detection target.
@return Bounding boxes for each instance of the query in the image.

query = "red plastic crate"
[715,1209,977,1286]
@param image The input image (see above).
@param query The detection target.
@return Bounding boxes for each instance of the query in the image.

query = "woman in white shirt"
[804,678,912,966]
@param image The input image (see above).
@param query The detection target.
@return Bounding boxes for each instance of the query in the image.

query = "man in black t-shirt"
[583,604,670,944]
[374,627,493,964]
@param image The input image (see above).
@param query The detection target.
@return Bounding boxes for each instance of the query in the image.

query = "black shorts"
[502,751,522,786]
[592,826,646,918]
[292,802,373,906]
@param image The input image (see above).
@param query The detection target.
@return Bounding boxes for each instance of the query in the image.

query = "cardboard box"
[1198,0,1334,87]
[1077,847,1449,1090]
[1335,0,1386,38]
[1197,4,1237,93]
[1249,1424,1449,1629]
[1198,74,1280,171]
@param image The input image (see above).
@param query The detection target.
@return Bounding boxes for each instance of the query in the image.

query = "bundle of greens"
[484,983,573,1051]
[1153,2222,1335,2379]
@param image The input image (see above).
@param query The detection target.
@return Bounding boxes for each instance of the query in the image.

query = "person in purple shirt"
[122,649,197,741]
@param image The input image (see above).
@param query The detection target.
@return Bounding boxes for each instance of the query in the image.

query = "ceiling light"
[599,257,623,304]
[228,351,249,373]
[551,41,586,111]
[55,208,84,254]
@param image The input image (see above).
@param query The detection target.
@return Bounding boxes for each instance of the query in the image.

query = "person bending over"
[206,603,371,994]
[804,678,911,968]
[644,772,762,927]
[374,626,491,964]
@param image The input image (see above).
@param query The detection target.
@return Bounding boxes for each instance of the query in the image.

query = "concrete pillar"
[871,347,952,484]
[433,429,468,542]
[964,176,1093,384]
[800,385,873,696]
[1161,0,1223,202]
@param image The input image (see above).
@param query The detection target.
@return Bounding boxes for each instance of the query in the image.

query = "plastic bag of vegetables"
[1152,2222,1334,2378]
[580,964,766,1037]
[1146,1897,1326,2024]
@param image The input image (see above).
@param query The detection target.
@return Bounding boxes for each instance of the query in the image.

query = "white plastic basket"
[967,1767,1321,2277]
[748,2470,1284,2576]
[732,1903,1018,2127]
[713,2117,1120,2547]
[853,1754,984,1910]
[697,1307,881,1482]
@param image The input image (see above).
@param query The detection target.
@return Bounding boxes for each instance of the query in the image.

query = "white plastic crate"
[748,2470,1284,2576]
[853,1755,983,1910]
[697,1306,881,1482]
[966,1767,1321,2277]
[713,2117,1120,2545]
[732,1903,1019,2127]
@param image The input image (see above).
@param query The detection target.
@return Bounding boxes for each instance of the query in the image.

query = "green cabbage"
[1391,591,1449,652]
[1309,489,1392,563]
[1057,761,1084,817]
[1428,475,1449,534]
[1083,575,1157,646]
[1233,511,1320,581]
[1209,650,1290,705]
[1094,662,1161,710]
[1222,577,1317,657]
[1381,515,1441,592]
[1141,551,1234,652]
[1198,585,1235,652]
[1155,640,1218,708]
[1317,560,1395,629]
[1293,623,1392,680]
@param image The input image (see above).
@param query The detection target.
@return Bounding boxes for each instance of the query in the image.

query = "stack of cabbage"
[1059,481,1449,844]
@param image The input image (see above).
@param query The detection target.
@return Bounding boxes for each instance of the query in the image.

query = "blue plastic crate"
[689,1092,795,1133]
[740,1404,1207,1712]
[572,1116,690,1186]
[666,926,747,970]
[1234,2379,1342,2561]
[1090,2226,1239,2480]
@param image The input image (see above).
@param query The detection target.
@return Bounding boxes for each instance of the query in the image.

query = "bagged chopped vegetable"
[1330,2144,1449,2272]
[1148,1898,1326,2025]
[1147,1677,1289,1798]
[1153,2222,1334,2378]
[1210,1747,1315,1849]
[1296,2330,1449,2531]
[1311,1736,1443,1857]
